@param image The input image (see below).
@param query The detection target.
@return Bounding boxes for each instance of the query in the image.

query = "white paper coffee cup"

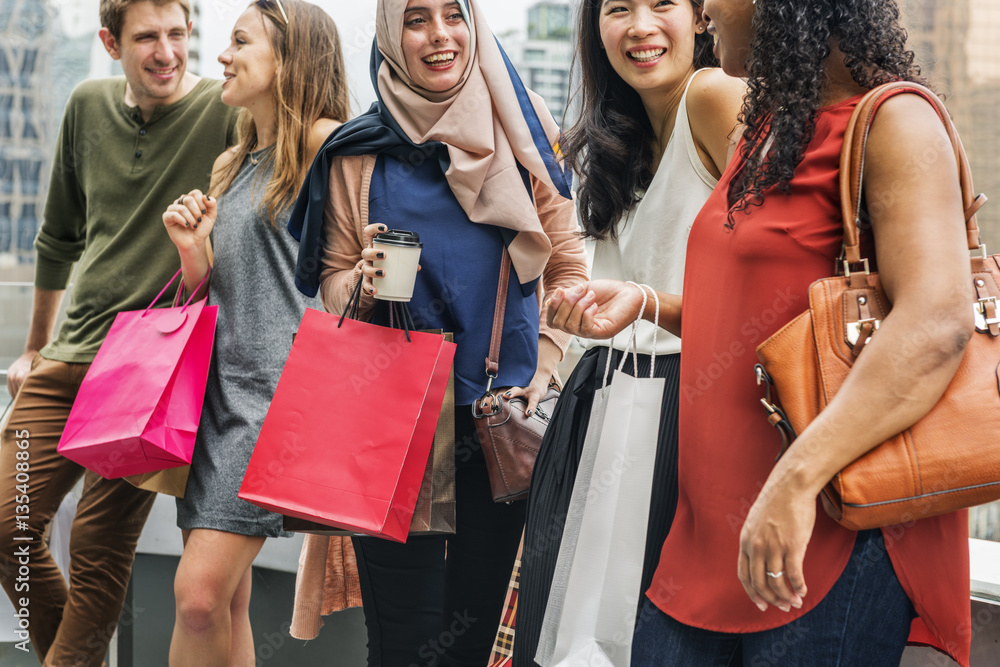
[372,230,423,302]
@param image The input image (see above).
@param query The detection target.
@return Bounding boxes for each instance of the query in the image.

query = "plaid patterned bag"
[489,532,523,666]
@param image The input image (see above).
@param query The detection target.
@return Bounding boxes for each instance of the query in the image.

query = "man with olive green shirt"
[0,1,237,664]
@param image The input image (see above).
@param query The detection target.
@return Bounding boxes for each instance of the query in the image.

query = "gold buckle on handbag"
[972,259,999,334]
[756,365,783,416]
[842,257,870,279]
[974,297,999,332]
[754,364,796,459]
[846,318,881,347]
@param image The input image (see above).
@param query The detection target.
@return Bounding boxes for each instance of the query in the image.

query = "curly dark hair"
[562,0,717,241]
[729,0,926,224]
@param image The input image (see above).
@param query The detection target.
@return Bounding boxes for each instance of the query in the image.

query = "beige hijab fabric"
[375,0,568,284]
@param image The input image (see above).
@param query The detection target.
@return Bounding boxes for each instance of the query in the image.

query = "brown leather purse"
[755,81,1000,531]
[473,249,560,503]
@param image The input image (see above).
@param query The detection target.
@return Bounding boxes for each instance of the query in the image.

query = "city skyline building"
[527,1,572,40]
[0,0,202,267]
[506,1,576,123]
[903,0,1000,246]
[1,0,56,264]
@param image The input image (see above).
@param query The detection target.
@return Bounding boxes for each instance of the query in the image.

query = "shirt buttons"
[135,150,142,158]
[139,129,146,136]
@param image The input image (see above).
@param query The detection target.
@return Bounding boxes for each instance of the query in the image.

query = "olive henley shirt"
[33,76,239,363]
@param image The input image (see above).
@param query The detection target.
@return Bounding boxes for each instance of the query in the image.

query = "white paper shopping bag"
[535,350,614,666]
[540,285,666,667]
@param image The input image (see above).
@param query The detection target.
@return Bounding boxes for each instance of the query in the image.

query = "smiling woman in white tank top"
[585,68,719,358]
[516,1,745,663]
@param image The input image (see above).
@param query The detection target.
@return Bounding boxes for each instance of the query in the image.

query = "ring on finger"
[765,570,785,579]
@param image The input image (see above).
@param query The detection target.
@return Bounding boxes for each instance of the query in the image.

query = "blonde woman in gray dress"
[160,1,348,664]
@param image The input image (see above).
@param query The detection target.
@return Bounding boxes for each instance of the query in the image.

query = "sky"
[197,0,544,114]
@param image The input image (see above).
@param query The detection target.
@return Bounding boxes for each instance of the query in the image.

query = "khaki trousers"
[0,356,155,667]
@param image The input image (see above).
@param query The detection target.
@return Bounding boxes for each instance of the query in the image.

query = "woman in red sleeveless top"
[546,0,973,664]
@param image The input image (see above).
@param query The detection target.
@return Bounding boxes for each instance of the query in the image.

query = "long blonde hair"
[211,0,350,223]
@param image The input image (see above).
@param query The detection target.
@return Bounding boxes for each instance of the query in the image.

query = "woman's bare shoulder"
[307,119,343,159]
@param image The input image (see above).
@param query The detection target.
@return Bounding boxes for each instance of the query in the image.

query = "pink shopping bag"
[239,300,456,543]
[58,269,217,478]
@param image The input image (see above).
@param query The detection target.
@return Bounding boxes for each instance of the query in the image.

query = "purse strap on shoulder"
[485,248,512,378]
[840,81,986,267]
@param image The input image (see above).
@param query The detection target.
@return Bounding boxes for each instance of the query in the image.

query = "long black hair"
[561,0,717,241]
[729,0,925,223]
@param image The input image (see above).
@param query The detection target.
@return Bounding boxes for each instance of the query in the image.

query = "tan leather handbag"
[754,81,1000,531]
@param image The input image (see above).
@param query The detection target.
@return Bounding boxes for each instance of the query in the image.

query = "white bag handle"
[622,282,659,379]
[599,283,648,393]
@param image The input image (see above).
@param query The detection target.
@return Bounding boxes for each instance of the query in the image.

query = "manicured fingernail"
[504,391,512,396]
[378,225,387,231]
[197,217,202,222]
[194,224,199,229]
[375,270,384,277]
[526,410,533,417]
[376,252,385,259]
[756,602,767,612]
[201,209,206,214]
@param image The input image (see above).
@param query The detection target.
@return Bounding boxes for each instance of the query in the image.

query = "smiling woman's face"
[598,0,705,96]
[400,0,471,93]
[217,6,278,111]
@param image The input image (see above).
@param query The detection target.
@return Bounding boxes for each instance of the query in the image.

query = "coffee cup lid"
[373,229,423,248]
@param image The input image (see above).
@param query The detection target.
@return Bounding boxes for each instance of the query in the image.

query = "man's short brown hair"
[100,0,192,40]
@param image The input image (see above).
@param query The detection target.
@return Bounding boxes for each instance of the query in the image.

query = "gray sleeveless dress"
[176,148,318,537]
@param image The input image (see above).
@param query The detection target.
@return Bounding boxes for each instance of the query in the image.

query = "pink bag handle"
[142,268,212,316]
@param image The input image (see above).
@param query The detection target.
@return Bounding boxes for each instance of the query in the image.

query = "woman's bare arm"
[738,93,974,613]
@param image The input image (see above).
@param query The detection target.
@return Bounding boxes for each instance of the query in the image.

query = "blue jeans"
[632,529,916,666]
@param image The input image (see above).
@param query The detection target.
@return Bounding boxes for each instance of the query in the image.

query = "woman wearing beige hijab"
[286,0,587,664]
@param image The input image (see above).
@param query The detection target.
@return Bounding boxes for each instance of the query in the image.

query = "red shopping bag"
[238,304,456,543]
[58,270,217,478]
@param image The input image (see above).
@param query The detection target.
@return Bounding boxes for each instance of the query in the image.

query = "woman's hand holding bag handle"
[754,81,1000,531]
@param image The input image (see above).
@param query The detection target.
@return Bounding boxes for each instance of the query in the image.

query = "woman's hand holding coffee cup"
[360,225,424,301]
[359,223,389,296]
